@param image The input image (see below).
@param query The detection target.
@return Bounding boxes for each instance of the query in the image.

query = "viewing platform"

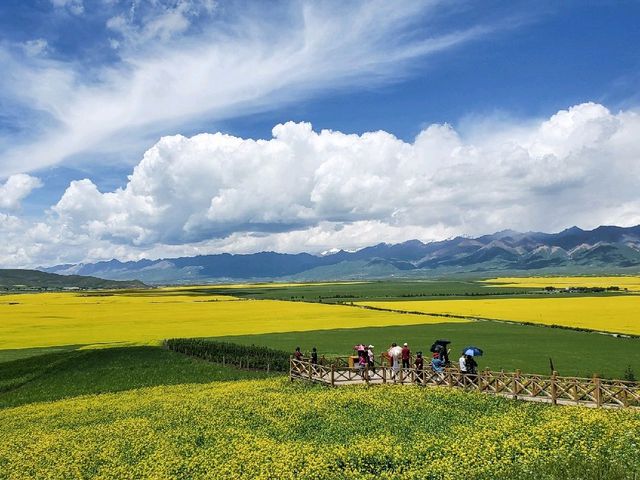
[290,357,640,409]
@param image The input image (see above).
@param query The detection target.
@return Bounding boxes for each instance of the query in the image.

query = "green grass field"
[217,321,640,380]
[183,279,633,303]
[0,346,273,409]
[181,280,535,301]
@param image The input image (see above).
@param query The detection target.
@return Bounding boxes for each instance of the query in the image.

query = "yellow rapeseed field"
[484,276,640,291]
[0,291,466,350]
[1,378,639,479]
[359,295,640,335]
[166,281,370,290]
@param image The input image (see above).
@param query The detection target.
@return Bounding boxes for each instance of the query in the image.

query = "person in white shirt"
[388,343,401,379]
[459,354,467,375]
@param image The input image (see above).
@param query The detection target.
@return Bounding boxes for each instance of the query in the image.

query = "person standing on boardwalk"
[294,346,303,361]
[431,352,444,375]
[401,343,411,369]
[465,355,478,375]
[358,352,368,378]
[459,353,467,375]
[388,343,401,380]
[367,345,375,375]
[414,351,424,384]
[311,347,318,365]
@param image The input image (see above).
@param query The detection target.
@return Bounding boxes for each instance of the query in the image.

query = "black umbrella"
[430,339,451,352]
[431,339,452,364]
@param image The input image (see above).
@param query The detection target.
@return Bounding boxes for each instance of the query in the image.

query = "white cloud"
[106,0,216,48]
[22,39,49,57]
[2,102,639,268]
[51,0,84,15]
[0,174,43,210]
[0,1,497,177]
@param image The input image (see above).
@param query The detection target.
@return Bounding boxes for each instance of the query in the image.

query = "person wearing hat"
[431,352,445,374]
[367,345,375,375]
[401,342,411,369]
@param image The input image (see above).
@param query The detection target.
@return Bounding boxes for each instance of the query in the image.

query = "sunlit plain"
[0,291,466,350]
[164,281,371,290]
[359,296,640,335]
[484,276,640,291]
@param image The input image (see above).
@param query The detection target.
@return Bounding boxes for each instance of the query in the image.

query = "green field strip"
[215,321,640,380]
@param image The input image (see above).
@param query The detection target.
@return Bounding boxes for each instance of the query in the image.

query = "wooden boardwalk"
[290,358,640,409]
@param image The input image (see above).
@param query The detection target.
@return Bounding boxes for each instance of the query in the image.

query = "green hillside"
[0,269,146,291]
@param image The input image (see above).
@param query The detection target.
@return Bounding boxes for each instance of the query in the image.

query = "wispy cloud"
[0,1,500,177]
[21,39,49,57]
[50,0,84,16]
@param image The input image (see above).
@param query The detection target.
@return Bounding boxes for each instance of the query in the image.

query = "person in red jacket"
[401,343,411,369]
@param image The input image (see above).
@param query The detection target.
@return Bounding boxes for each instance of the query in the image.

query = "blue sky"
[1,1,639,267]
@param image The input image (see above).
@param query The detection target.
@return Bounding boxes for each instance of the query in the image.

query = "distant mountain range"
[39,225,640,284]
[0,269,146,291]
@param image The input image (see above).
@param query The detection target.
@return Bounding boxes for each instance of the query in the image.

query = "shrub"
[165,338,290,372]
[624,365,636,382]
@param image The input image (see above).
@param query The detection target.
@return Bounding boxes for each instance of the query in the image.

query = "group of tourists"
[293,340,481,379]
[294,346,317,364]
[380,342,477,378]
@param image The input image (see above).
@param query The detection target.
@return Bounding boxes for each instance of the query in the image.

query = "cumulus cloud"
[0,1,497,176]
[30,103,635,256]
[0,174,43,210]
[2,102,639,268]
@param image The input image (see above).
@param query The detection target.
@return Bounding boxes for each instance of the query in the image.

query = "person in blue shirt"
[431,352,445,373]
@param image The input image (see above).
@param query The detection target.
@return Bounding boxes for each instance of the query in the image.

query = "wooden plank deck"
[290,358,640,409]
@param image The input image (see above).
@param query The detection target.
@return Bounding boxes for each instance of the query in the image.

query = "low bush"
[165,338,290,371]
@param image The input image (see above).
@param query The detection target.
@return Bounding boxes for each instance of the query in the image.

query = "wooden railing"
[290,358,640,409]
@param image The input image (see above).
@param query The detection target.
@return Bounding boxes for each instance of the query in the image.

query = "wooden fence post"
[551,371,558,405]
[513,369,521,400]
[308,361,313,381]
[365,365,370,386]
[382,366,387,384]
[447,369,453,388]
[331,364,335,386]
[593,374,602,407]
[289,356,293,382]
